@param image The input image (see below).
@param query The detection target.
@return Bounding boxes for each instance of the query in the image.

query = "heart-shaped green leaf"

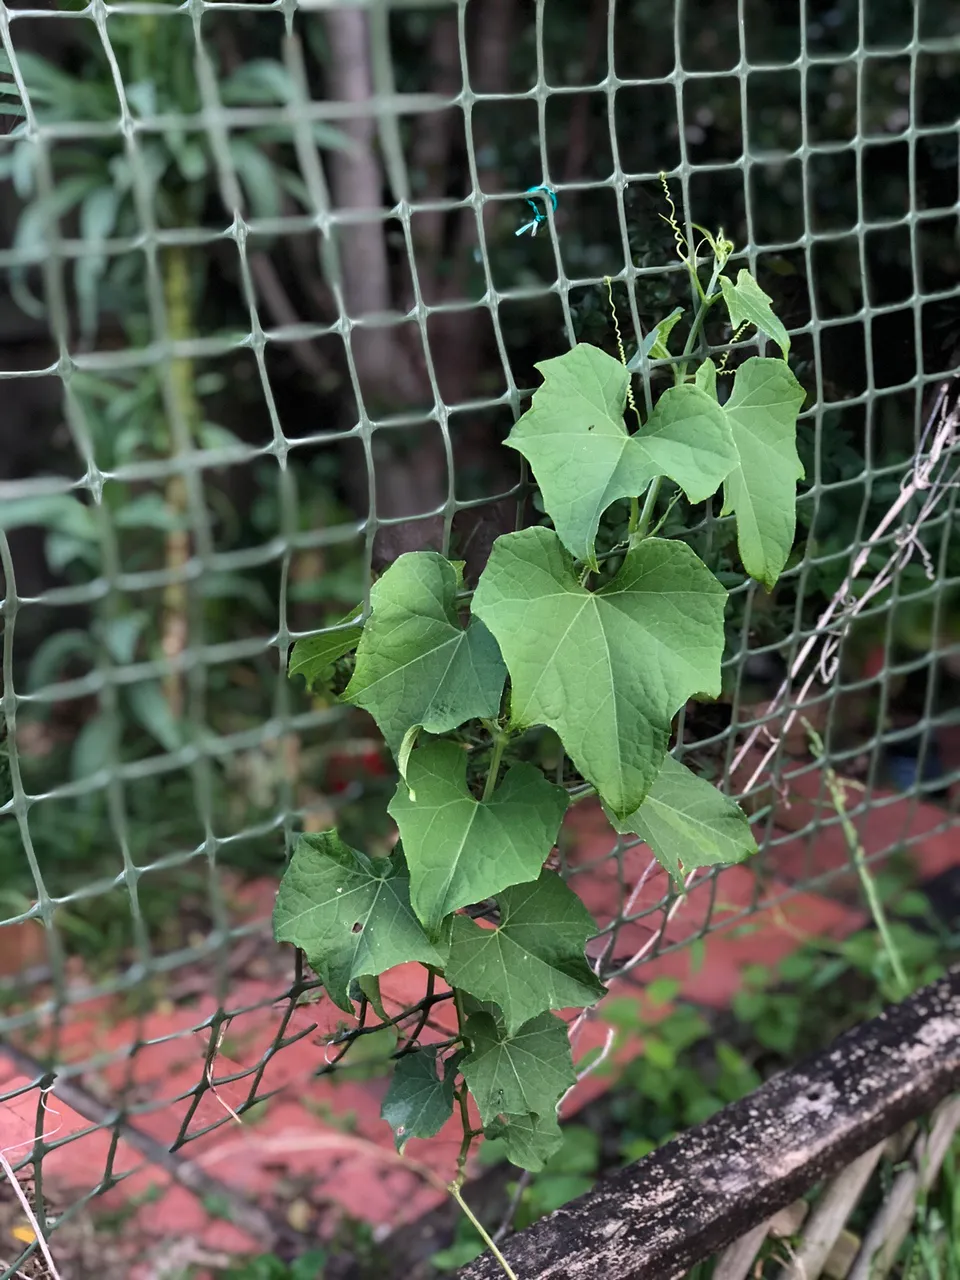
[641,382,739,502]
[609,754,757,885]
[472,527,727,819]
[273,831,445,1011]
[461,1011,575,1126]
[719,269,791,359]
[388,739,568,937]
[718,357,805,590]
[482,1110,564,1172]
[343,552,505,753]
[381,1047,459,1151]
[445,871,605,1034]
[507,344,738,568]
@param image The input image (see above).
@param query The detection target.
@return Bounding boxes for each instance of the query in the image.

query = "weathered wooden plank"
[459,967,960,1280]
[711,1219,770,1280]
[847,1094,960,1280]
[775,1140,885,1280]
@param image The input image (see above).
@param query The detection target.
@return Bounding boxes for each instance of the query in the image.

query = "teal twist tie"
[515,184,558,237]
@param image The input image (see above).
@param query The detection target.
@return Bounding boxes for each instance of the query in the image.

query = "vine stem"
[633,243,727,543]
[627,494,640,535]
[482,725,509,802]
[633,477,663,541]
[674,255,725,382]
[454,1085,480,1184]
[803,719,909,998]
[450,988,482,1185]
[449,1184,521,1280]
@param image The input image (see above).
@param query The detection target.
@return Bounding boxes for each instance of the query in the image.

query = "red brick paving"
[1,766,958,1273]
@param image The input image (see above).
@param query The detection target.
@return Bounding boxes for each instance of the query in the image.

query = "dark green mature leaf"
[344,553,505,753]
[445,872,604,1034]
[288,615,363,692]
[483,1110,564,1172]
[719,270,791,360]
[461,1011,575,1126]
[273,831,445,1012]
[472,527,727,819]
[610,754,757,885]
[506,344,737,567]
[718,357,805,590]
[388,740,568,937]
[381,1047,458,1151]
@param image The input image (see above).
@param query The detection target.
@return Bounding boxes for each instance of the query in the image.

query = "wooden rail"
[460,967,960,1280]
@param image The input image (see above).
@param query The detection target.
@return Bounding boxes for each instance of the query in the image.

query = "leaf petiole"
[627,494,640,536]
[633,476,663,541]
[482,725,510,802]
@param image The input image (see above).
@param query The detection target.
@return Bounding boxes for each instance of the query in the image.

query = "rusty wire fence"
[0,0,959,1272]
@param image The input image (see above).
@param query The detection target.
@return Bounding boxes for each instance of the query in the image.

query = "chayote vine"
[273,198,804,1194]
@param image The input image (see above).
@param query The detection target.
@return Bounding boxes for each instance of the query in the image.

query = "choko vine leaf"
[717,357,805,590]
[388,739,568,938]
[472,527,727,819]
[483,1110,564,1172]
[343,552,506,753]
[609,754,758,885]
[272,831,445,1012]
[461,1010,575,1126]
[506,343,738,568]
[719,269,791,360]
[381,1047,459,1152]
[695,356,717,398]
[288,614,363,692]
[627,306,684,368]
[444,871,605,1034]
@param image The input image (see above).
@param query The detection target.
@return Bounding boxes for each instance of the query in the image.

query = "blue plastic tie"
[515,184,558,237]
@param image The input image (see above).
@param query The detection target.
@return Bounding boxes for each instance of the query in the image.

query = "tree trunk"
[322,7,445,564]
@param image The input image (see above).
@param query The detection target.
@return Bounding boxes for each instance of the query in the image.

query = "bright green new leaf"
[381,1047,458,1151]
[288,615,363,692]
[610,754,758,885]
[461,1011,575,1126]
[719,269,791,360]
[695,356,717,398]
[719,357,805,590]
[483,1110,564,1172]
[641,383,739,503]
[472,527,727,819]
[343,553,505,752]
[388,740,568,937]
[507,344,737,567]
[444,871,605,1034]
[273,831,445,1012]
[627,307,684,368]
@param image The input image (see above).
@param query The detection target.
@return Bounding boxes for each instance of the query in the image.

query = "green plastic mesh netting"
[0,0,958,1270]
